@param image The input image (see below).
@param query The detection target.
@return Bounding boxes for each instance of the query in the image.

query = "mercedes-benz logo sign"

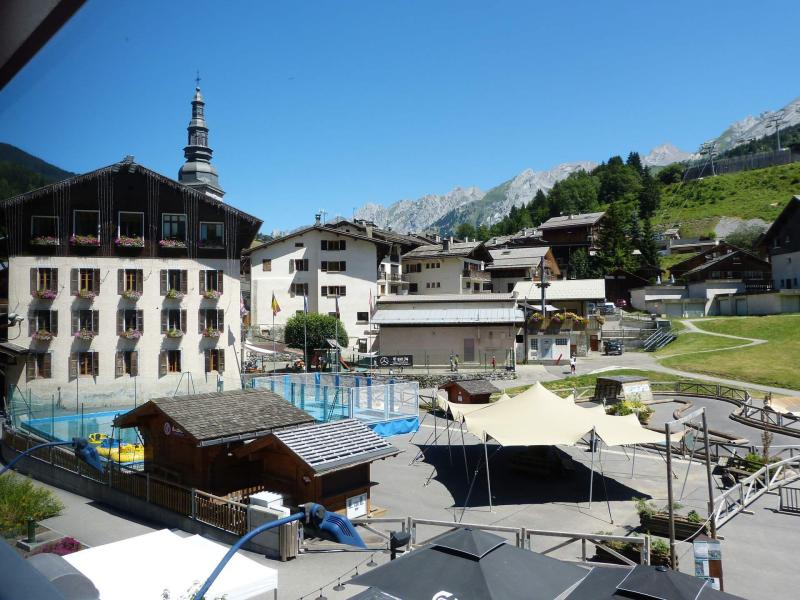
[379,356,390,366]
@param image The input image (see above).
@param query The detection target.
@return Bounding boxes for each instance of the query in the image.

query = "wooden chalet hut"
[114,389,314,495]
[439,379,499,405]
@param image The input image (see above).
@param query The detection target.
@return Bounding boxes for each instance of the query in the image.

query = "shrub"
[0,473,64,537]
[607,400,653,425]
[285,313,348,354]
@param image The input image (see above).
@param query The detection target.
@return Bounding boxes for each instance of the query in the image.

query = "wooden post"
[701,409,717,539]
[665,422,677,569]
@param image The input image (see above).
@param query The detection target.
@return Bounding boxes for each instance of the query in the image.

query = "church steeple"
[178,80,224,200]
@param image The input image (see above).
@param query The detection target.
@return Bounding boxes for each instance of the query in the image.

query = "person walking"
[570,355,577,376]
[454,354,460,372]
[449,353,455,372]
[491,355,496,371]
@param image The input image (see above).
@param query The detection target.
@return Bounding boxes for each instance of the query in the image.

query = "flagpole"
[335,297,339,374]
[303,293,308,373]
[272,304,276,374]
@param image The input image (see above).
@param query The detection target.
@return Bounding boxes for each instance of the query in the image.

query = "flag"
[271,292,281,316]
[303,291,308,314]
[369,289,375,317]
[335,295,340,319]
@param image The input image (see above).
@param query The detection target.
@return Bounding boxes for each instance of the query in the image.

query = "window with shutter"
[160,270,168,295]
[136,270,143,293]
[117,269,124,294]
[30,268,37,295]
[42,353,52,378]
[321,261,328,272]
[204,349,211,373]
[289,260,294,273]
[92,310,99,334]
[26,355,36,382]
[136,310,144,333]
[180,270,188,294]
[199,271,206,294]
[71,311,79,335]
[180,309,187,333]
[321,286,327,297]
[217,309,224,332]
[159,351,167,377]
[161,310,168,333]
[71,269,78,295]
[198,309,205,334]
[117,310,124,335]
[218,349,225,373]
[217,271,223,294]
[92,352,99,376]
[69,353,78,380]
[130,351,139,376]
[51,311,58,336]
[115,352,124,378]
[92,269,100,294]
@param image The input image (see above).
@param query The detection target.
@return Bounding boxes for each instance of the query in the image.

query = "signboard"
[371,355,413,368]
[693,536,723,590]
[346,493,367,519]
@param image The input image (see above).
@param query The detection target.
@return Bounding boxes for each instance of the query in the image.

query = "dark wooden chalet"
[604,265,662,306]
[440,379,499,405]
[535,212,605,273]
[757,195,800,290]
[114,389,315,495]
[669,241,743,279]
[235,419,400,514]
[680,250,771,287]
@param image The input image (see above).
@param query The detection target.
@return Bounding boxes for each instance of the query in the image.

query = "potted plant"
[203,289,221,300]
[634,498,708,540]
[32,329,54,342]
[32,289,57,300]
[69,234,101,247]
[121,328,141,340]
[202,327,221,338]
[74,329,95,341]
[165,328,184,338]
[115,235,144,248]
[76,289,96,300]
[122,289,141,301]
[31,235,59,246]
[165,289,184,300]
[607,399,653,425]
[159,239,187,248]
[592,532,671,567]
[551,312,564,323]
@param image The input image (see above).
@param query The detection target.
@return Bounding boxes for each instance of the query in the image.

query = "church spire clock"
[178,77,225,200]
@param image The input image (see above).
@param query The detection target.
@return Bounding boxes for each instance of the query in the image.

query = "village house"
[535,211,605,273]
[401,239,494,295]
[486,247,560,293]
[439,379,500,405]
[759,195,800,291]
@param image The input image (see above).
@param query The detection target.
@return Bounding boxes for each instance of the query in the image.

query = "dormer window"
[199,222,224,248]
[117,212,145,247]
[71,211,100,246]
[161,214,187,246]
[31,216,59,245]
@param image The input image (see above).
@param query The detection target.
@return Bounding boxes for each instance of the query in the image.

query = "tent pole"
[701,409,717,539]
[588,428,596,509]
[598,440,614,524]
[631,444,637,478]
[459,421,470,486]
[484,435,493,512]
[665,422,677,570]
[446,413,453,466]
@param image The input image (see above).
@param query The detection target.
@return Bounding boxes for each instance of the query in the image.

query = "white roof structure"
[513,278,606,301]
[487,247,551,270]
[372,308,524,326]
[538,212,605,230]
[64,529,278,600]
[378,293,517,304]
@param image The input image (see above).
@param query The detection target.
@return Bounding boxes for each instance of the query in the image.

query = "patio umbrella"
[564,564,745,600]
[349,527,588,600]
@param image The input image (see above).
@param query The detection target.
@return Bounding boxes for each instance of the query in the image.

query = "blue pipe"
[194,511,305,599]
[0,440,71,476]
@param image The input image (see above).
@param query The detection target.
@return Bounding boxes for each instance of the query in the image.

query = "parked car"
[603,339,624,355]
[614,298,627,308]
[600,302,617,315]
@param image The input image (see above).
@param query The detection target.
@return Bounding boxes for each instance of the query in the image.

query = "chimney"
[442,238,451,251]
[314,213,321,225]
[434,233,441,243]
[365,224,373,238]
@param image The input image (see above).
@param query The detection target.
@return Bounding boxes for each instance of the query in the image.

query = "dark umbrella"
[564,564,745,600]
[349,527,588,600]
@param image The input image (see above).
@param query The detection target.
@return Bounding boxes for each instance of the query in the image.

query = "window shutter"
[51,311,58,336]
[341,286,347,296]
[136,310,144,333]
[115,352,123,378]
[28,312,35,336]
[180,309,187,333]
[158,351,167,377]
[218,349,225,373]
[136,270,143,293]
[321,261,327,272]
[70,269,78,296]
[321,240,327,250]
[199,270,206,294]
[218,309,224,333]
[30,268,37,294]
[160,270,167,295]
[117,269,124,294]
[71,311,79,335]
[217,270,224,294]
[131,351,139,377]
[116,310,123,335]
[26,355,36,382]
[180,270,188,294]
[321,286,327,297]
[43,353,52,378]
[161,310,167,334]
[69,353,78,380]
[52,269,58,292]
[341,240,346,250]
[92,310,99,334]
[204,349,210,373]
[92,352,99,376]
[341,261,346,272]
[93,269,100,294]
[198,309,205,334]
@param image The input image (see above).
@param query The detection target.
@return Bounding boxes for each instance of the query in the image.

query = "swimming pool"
[23,410,140,445]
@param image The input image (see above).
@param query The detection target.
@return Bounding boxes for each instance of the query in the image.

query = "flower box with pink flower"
[69,235,101,247]
[166,289,184,300]
[32,330,54,342]
[202,327,221,338]
[165,328,184,338]
[76,289,96,300]
[31,236,59,246]
[122,289,141,301]
[159,239,187,249]
[203,289,221,300]
[33,289,57,300]
[115,235,144,248]
[121,328,142,340]
[74,329,95,341]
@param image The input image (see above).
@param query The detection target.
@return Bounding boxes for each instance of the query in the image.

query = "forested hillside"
[0,143,75,200]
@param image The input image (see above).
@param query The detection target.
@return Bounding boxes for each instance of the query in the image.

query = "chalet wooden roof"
[115,389,314,447]
[440,379,500,395]
[270,419,400,475]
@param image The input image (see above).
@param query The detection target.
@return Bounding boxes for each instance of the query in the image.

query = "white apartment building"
[0,159,261,409]
[247,222,391,352]
[401,240,493,295]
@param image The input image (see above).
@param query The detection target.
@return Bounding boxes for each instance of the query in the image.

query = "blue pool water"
[24,410,140,444]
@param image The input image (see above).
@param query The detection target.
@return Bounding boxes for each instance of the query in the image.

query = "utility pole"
[769,111,785,152]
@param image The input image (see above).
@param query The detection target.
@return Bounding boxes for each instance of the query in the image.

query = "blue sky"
[1,0,798,232]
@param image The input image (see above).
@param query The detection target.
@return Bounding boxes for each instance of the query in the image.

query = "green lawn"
[658,315,800,391]
[654,332,747,357]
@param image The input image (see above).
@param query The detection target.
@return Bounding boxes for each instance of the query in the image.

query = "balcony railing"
[462,269,490,281]
[378,272,407,282]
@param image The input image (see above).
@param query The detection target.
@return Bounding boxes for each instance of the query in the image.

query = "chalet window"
[321,261,346,273]
[262,259,272,272]
[118,212,144,241]
[321,239,346,251]
[30,267,58,296]
[71,352,99,377]
[117,309,144,335]
[31,216,59,243]
[529,338,539,350]
[357,312,369,322]
[160,269,188,296]
[115,351,139,377]
[290,283,309,297]
[321,286,346,297]
[205,349,225,373]
[289,259,309,272]
[404,263,421,274]
[25,353,52,381]
[555,338,568,346]
[161,213,187,241]
[294,242,304,248]
[73,210,100,239]
[29,310,57,337]
[199,222,224,247]
[70,268,100,297]
[161,309,188,333]
[117,269,143,295]
[159,350,182,375]
[199,308,225,333]
[72,310,99,335]
[199,270,224,295]
[409,283,418,293]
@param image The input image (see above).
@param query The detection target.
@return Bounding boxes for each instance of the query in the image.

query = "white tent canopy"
[64,529,278,600]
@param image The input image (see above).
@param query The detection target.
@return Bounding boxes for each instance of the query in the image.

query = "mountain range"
[355,96,800,235]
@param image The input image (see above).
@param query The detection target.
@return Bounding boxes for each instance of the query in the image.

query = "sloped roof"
[681,250,770,278]
[513,278,606,300]
[372,308,524,325]
[759,195,800,247]
[271,419,400,475]
[403,241,488,260]
[378,293,517,304]
[538,212,605,230]
[115,389,315,447]
[440,379,500,395]
[244,224,391,255]
[487,247,551,269]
